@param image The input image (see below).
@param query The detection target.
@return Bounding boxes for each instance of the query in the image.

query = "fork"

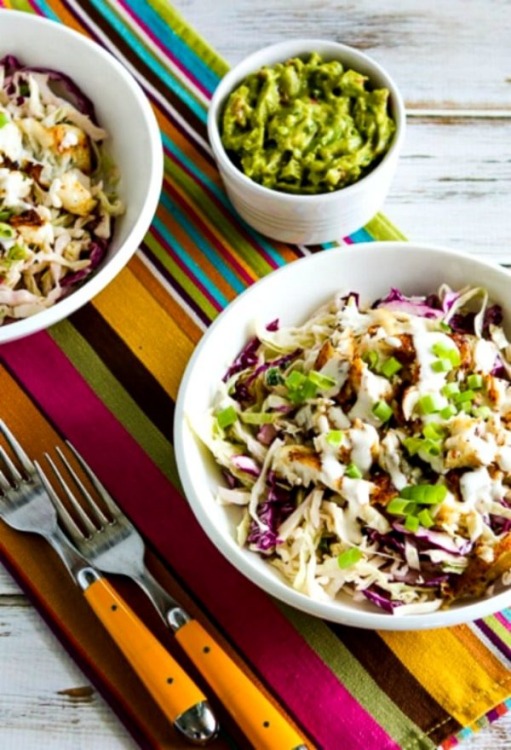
[40,441,309,750]
[0,421,217,746]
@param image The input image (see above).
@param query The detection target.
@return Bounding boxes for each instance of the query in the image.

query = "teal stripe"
[151,212,229,308]
[89,0,207,122]
[31,0,61,21]
[349,226,375,243]
[118,0,220,93]
[158,190,246,295]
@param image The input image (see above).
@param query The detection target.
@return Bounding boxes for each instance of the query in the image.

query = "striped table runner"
[0,1,510,748]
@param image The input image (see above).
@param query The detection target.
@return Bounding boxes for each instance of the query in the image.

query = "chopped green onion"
[459,401,473,413]
[380,356,403,378]
[345,463,362,479]
[441,383,460,398]
[285,370,306,390]
[0,222,14,240]
[421,439,442,456]
[467,374,483,390]
[417,508,434,528]
[372,400,393,422]
[308,370,337,390]
[387,497,412,515]
[362,350,379,370]
[0,112,9,129]
[301,378,318,400]
[440,405,457,419]
[423,423,445,441]
[431,342,461,366]
[403,436,424,456]
[240,411,275,425]
[6,244,27,261]
[419,394,442,415]
[326,430,344,446]
[399,484,447,505]
[431,358,453,373]
[439,322,452,332]
[473,405,492,420]
[337,547,363,569]
[453,389,475,404]
[285,370,318,404]
[404,515,420,532]
[216,405,238,429]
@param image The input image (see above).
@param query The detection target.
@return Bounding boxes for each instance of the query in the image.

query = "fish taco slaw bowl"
[0,11,163,343]
[175,243,511,630]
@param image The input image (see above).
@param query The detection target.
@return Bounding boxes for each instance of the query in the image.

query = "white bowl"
[0,11,163,344]
[175,242,511,630]
[207,39,405,245]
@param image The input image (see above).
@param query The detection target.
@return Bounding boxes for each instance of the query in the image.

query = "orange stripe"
[452,624,510,682]
[43,0,89,33]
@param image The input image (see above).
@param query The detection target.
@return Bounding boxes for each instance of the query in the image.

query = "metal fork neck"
[135,567,190,632]
[47,524,99,590]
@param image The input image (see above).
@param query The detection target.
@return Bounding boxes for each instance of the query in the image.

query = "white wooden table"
[1,1,510,747]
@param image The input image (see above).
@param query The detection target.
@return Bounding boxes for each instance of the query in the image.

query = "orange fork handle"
[84,577,206,724]
[176,618,309,750]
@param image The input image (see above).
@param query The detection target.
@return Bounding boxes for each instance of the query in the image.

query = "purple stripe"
[1,332,399,750]
[475,619,511,662]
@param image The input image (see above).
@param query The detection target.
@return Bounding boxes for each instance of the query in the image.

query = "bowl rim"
[175,241,511,630]
[0,10,164,344]
[207,38,406,205]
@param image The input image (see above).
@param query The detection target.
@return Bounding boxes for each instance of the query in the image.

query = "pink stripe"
[116,0,210,98]
[495,611,511,632]
[1,332,398,750]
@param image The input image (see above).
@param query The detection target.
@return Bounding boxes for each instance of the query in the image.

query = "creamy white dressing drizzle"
[349,365,392,424]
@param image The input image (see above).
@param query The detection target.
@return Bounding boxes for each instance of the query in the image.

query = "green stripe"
[482,615,511,645]
[147,0,229,78]
[366,212,408,241]
[279,603,437,750]
[49,319,181,488]
[144,231,220,320]
[9,0,34,11]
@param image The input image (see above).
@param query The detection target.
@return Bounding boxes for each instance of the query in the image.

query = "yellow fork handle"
[84,578,207,726]
[176,618,309,750]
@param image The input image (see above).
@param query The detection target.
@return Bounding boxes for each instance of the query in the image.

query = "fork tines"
[36,443,119,542]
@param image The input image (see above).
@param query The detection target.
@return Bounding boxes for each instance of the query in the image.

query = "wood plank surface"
[1,1,510,748]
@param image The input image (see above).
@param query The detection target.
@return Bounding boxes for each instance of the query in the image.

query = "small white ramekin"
[208,39,406,245]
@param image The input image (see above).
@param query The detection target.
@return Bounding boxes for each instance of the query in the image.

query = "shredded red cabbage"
[223,337,260,381]
[0,54,98,121]
[247,474,294,554]
[60,239,107,288]
[362,587,402,613]
[375,288,444,320]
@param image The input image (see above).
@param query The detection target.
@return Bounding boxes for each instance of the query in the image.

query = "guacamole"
[220,52,396,195]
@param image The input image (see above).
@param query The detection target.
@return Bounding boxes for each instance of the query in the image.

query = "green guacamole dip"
[220,52,396,194]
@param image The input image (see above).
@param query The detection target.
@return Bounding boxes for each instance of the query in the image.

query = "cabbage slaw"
[198,284,511,615]
[0,55,123,322]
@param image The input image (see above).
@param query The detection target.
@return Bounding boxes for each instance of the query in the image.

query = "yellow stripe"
[92,266,194,399]
[381,629,511,724]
